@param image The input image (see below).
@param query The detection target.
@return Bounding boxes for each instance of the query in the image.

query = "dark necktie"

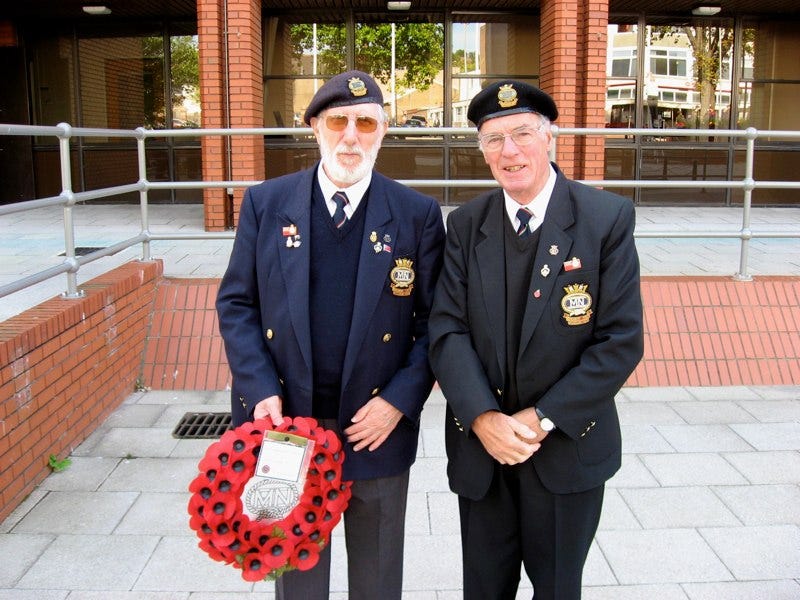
[332,191,349,228]
[516,207,533,238]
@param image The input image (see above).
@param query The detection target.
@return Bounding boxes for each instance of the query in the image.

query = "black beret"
[467,80,558,128]
[303,70,384,125]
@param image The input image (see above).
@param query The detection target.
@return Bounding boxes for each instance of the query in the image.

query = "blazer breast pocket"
[550,269,598,336]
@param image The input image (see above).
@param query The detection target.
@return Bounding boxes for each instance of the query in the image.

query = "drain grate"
[58,247,107,257]
[172,412,232,439]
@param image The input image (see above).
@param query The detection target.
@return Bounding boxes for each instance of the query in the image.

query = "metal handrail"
[1,122,798,301]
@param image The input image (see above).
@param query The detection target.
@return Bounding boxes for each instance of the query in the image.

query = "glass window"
[79,35,165,130]
[170,35,200,130]
[606,24,637,129]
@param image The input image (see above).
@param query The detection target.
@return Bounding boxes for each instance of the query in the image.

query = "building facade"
[1,0,798,230]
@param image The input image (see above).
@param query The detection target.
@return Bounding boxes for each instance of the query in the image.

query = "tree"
[651,26,732,128]
[290,23,443,92]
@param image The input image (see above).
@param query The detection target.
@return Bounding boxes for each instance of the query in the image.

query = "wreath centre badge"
[390,258,415,297]
[561,283,593,326]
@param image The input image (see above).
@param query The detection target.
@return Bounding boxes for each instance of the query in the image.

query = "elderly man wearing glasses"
[216,70,445,600]
[429,81,644,600]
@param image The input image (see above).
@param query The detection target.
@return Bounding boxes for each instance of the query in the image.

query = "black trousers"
[458,462,604,600]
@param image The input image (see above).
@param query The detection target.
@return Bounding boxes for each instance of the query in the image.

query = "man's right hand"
[253,395,284,425]
[471,410,540,465]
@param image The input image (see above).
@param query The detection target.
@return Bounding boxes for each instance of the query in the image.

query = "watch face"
[540,418,555,432]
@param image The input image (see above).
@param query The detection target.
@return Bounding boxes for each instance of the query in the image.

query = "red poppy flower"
[241,553,273,582]
[289,542,322,571]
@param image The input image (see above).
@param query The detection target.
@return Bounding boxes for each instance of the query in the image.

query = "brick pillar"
[198,0,228,230]
[540,0,608,181]
[226,0,265,226]
[197,0,264,231]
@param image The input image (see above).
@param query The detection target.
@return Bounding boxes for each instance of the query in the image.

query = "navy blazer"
[216,164,445,481]
[429,166,644,499]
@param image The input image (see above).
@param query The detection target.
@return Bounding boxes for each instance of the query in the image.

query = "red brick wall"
[198,0,230,231]
[0,260,163,523]
[197,0,264,231]
[540,0,608,180]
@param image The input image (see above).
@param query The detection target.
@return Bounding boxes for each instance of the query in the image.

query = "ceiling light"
[387,1,411,10]
[82,5,112,15]
[692,5,722,15]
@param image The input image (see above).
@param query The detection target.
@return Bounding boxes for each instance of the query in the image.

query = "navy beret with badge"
[303,70,384,125]
[467,80,559,128]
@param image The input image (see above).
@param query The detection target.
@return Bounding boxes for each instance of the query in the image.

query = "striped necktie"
[516,207,533,238]
[332,191,349,228]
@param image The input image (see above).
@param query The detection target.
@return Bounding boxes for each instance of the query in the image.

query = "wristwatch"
[535,407,555,432]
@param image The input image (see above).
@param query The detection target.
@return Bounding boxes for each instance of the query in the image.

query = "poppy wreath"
[188,416,352,582]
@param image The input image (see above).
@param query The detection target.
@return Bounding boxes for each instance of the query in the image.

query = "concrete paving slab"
[620,387,697,403]
[653,424,754,452]
[91,428,180,458]
[710,484,800,526]
[0,490,48,534]
[597,489,642,531]
[12,491,138,535]
[750,385,800,400]
[400,534,463,591]
[738,399,800,422]
[606,455,660,488]
[640,453,750,486]
[427,491,460,536]
[681,579,800,600]
[583,583,689,600]
[617,403,686,426]
[37,457,120,492]
[0,591,67,600]
[68,593,190,600]
[683,386,763,402]
[619,487,740,529]
[133,536,252,593]
[114,492,194,536]
[699,524,800,580]
[596,529,732,584]
[721,450,800,484]
[667,401,756,425]
[99,458,198,493]
[583,542,617,586]
[729,422,800,451]
[620,424,675,454]
[0,533,54,587]
[103,404,169,428]
[16,534,159,590]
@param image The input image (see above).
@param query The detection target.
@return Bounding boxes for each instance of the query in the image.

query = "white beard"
[319,139,381,186]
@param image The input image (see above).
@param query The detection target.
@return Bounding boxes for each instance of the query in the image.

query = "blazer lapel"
[341,174,396,391]
[475,192,508,384]
[519,175,575,353]
[277,169,315,371]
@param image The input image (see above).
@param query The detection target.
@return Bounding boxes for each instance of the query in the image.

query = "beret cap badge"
[348,77,368,97]
[497,84,518,108]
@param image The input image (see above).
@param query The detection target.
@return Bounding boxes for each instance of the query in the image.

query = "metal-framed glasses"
[478,125,543,152]
[325,114,380,133]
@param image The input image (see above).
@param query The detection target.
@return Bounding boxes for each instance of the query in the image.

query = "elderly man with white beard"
[216,70,445,600]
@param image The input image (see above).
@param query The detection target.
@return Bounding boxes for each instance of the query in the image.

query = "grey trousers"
[275,422,410,600]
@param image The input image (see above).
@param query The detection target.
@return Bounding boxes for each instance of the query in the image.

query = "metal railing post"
[734,127,758,282]
[57,123,84,298]
[136,128,152,261]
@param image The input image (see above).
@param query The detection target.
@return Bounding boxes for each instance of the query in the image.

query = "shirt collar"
[503,164,557,233]
[317,164,372,217]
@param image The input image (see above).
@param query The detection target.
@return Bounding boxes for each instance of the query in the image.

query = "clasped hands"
[253,394,401,453]
[471,407,550,465]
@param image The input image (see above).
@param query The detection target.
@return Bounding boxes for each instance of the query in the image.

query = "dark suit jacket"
[429,166,644,499]
[216,164,445,481]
